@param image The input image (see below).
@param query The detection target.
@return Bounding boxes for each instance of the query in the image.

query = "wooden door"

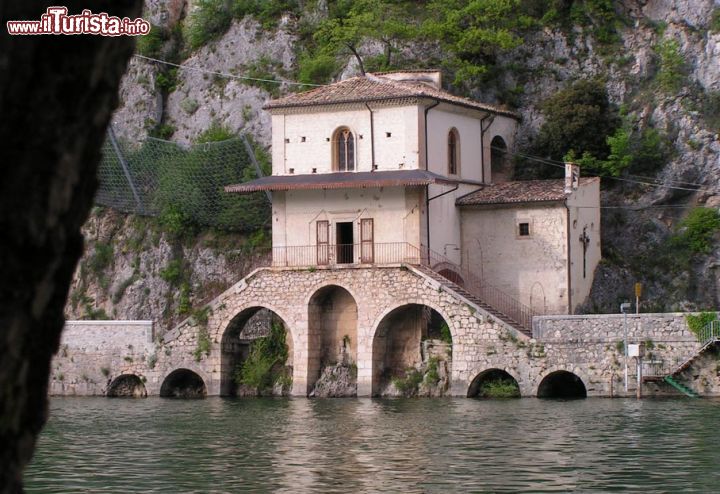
[360,218,374,264]
[316,220,329,265]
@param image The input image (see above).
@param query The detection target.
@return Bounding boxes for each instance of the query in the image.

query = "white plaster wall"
[566,178,601,312]
[273,187,422,250]
[270,104,421,175]
[460,204,569,314]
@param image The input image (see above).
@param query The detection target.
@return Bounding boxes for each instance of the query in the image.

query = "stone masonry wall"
[50,268,715,397]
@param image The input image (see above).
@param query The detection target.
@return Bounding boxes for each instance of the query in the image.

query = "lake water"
[26,397,720,493]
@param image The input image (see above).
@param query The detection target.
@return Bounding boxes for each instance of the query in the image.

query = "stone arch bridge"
[52,265,705,398]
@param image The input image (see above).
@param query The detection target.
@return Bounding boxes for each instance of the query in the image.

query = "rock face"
[311,363,358,397]
[87,0,720,319]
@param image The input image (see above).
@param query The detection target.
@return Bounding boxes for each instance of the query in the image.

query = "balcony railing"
[271,241,537,331]
[271,242,419,267]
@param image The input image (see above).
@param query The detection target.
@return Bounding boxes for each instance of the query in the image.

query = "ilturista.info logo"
[6,7,150,36]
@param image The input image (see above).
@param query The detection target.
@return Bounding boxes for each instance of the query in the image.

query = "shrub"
[88,242,113,275]
[686,312,718,340]
[135,24,165,58]
[392,368,423,395]
[197,123,235,143]
[672,208,720,254]
[425,357,440,386]
[235,322,289,391]
[159,259,184,286]
[193,327,212,361]
[479,378,520,398]
[439,322,452,344]
[185,0,233,50]
[655,38,686,92]
[298,52,339,85]
[532,80,620,171]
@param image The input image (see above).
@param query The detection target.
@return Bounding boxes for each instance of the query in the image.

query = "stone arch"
[371,302,453,396]
[490,135,511,183]
[530,282,547,314]
[537,369,587,399]
[160,368,207,398]
[220,305,294,396]
[307,284,358,395]
[106,374,147,398]
[467,368,520,398]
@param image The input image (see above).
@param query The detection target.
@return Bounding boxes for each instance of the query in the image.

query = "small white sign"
[628,343,642,357]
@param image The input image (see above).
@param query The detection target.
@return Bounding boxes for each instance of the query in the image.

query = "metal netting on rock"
[95,130,270,231]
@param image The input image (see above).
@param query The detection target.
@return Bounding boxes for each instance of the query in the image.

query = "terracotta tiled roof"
[264,75,519,118]
[456,179,594,206]
[225,169,458,193]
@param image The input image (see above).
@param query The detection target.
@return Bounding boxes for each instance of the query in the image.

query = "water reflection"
[26,398,720,493]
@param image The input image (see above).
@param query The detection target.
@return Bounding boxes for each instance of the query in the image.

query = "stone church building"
[228,70,601,315]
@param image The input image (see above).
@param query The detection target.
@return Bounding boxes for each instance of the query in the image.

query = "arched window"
[448,128,460,175]
[333,127,355,171]
[490,135,511,183]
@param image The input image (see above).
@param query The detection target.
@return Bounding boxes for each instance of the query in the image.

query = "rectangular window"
[518,222,530,237]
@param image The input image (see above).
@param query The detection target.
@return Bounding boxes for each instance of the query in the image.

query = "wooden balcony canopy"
[225,169,460,193]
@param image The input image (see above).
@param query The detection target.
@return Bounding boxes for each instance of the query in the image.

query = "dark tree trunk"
[0,1,141,492]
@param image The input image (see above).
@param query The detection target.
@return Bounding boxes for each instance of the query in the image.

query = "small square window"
[518,222,530,237]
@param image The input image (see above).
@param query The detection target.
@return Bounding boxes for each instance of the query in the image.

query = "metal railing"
[270,241,536,331]
[413,244,536,331]
[697,319,720,347]
[271,242,419,267]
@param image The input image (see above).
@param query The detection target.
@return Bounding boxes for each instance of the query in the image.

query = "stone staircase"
[414,264,532,337]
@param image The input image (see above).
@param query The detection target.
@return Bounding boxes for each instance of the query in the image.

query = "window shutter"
[316,220,329,265]
[360,218,374,263]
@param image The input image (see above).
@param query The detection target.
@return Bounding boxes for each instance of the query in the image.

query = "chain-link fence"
[95,128,270,231]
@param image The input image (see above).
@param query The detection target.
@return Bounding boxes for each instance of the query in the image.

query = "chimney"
[564,162,580,194]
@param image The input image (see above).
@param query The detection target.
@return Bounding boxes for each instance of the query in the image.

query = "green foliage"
[193,326,212,361]
[135,24,166,58]
[566,122,669,177]
[243,56,283,97]
[422,0,530,86]
[178,283,192,315]
[655,38,686,92]
[112,274,138,304]
[425,357,440,386]
[159,259,184,286]
[439,322,453,344]
[232,0,300,28]
[478,378,520,398]
[533,80,620,168]
[88,242,113,275]
[185,0,233,50]
[700,91,720,132]
[314,0,419,74]
[148,123,176,140]
[392,368,423,396]
[197,123,235,143]
[100,367,110,377]
[235,322,289,391]
[671,208,720,255]
[525,0,621,48]
[616,340,625,353]
[155,68,178,93]
[711,9,720,33]
[686,312,718,340]
[297,52,339,85]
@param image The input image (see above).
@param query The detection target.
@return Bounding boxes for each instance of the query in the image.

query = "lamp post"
[621,302,631,394]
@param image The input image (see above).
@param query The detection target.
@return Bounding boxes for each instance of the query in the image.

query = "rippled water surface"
[26,397,720,492]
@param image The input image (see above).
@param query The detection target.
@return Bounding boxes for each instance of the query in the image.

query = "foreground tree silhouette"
[0,1,141,491]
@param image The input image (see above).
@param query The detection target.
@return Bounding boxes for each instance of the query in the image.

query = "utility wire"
[133,54,326,87]
[492,146,719,195]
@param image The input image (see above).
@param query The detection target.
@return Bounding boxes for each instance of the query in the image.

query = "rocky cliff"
[69,0,720,322]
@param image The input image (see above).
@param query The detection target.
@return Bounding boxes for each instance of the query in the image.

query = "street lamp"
[620,302,631,393]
